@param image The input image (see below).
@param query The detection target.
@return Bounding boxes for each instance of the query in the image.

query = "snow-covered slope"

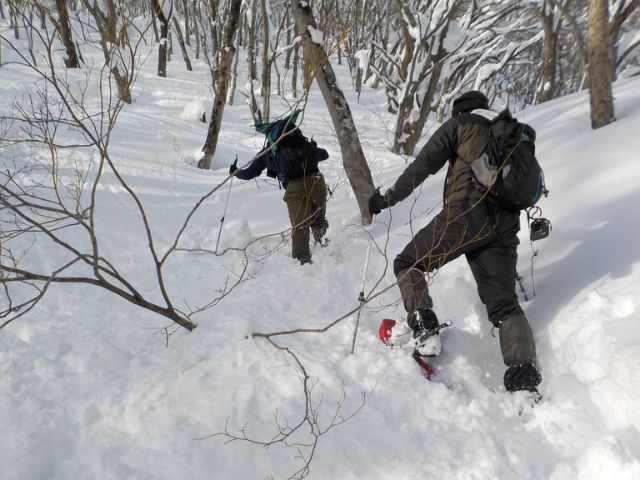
[1,33,640,479]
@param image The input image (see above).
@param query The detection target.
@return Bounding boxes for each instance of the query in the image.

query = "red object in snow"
[379,318,396,345]
[412,355,435,379]
[378,318,435,380]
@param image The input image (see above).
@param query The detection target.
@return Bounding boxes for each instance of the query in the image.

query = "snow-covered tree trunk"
[198,0,243,170]
[398,55,445,155]
[538,0,560,103]
[153,0,172,77]
[292,0,375,224]
[587,0,615,128]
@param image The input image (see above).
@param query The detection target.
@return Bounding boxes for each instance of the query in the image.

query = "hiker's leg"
[284,178,311,262]
[394,210,494,313]
[465,218,536,366]
[307,174,328,243]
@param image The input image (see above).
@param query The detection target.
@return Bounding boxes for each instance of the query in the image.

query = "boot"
[503,363,541,393]
[311,218,329,245]
[408,308,441,357]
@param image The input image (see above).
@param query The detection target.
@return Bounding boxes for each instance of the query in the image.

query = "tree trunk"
[182,0,190,46]
[260,0,270,121]
[149,0,160,42]
[192,1,200,58]
[228,33,241,105]
[538,0,558,103]
[25,6,38,66]
[112,65,132,103]
[208,0,219,56]
[291,42,299,98]
[105,0,117,43]
[247,0,258,81]
[54,0,79,68]
[292,1,375,224]
[587,0,615,129]
[172,16,192,71]
[9,4,18,39]
[39,5,46,29]
[198,0,243,170]
[79,0,110,62]
[153,0,171,77]
[398,57,445,155]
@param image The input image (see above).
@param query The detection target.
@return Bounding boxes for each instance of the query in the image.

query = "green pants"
[283,174,327,262]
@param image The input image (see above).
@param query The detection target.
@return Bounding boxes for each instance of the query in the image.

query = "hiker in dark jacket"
[368,91,541,393]
[231,119,329,265]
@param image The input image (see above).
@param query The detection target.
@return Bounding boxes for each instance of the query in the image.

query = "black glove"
[368,188,388,215]
[229,158,238,175]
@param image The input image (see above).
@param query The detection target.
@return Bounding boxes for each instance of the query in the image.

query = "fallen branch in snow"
[195,334,370,480]
[251,187,497,342]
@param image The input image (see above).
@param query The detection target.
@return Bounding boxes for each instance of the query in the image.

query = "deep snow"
[2,21,640,480]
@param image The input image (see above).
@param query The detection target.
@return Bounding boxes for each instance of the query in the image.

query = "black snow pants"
[393,204,537,366]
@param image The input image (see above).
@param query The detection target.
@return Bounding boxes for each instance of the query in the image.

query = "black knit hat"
[451,91,489,116]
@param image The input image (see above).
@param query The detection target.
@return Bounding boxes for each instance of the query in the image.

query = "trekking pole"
[516,274,529,302]
[215,155,236,254]
[350,214,376,355]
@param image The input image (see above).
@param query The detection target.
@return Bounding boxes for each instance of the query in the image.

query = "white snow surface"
[2,28,640,480]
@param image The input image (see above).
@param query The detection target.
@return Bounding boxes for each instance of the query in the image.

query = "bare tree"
[172,15,193,71]
[587,0,616,128]
[181,0,191,46]
[246,0,259,83]
[0,22,188,331]
[608,0,640,79]
[198,0,243,170]
[53,0,80,67]
[538,0,563,102]
[76,0,135,103]
[153,0,173,77]
[260,0,271,120]
[292,0,375,225]
[8,0,20,39]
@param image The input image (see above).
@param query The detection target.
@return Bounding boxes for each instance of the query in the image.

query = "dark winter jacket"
[387,109,500,213]
[234,129,328,188]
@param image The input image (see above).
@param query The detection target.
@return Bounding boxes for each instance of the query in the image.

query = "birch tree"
[198,0,244,170]
[292,0,375,224]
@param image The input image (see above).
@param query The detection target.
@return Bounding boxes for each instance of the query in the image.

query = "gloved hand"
[368,188,388,215]
[229,158,238,175]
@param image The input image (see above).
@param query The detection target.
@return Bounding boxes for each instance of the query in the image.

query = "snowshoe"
[378,317,452,380]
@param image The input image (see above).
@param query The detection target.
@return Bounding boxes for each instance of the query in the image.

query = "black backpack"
[470,110,548,211]
[275,130,327,180]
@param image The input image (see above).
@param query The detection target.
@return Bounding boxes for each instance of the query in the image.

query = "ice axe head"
[379,319,397,345]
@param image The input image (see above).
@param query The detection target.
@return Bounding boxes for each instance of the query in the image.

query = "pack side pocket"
[470,152,498,190]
